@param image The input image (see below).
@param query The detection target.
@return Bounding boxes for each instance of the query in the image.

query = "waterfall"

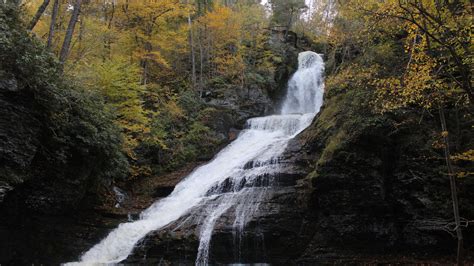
[66,51,324,265]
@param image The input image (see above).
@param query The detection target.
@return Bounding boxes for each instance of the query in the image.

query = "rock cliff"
[0,6,127,264]
[119,68,474,265]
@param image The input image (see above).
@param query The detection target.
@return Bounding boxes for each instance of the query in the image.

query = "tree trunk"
[185,0,196,89]
[198,28,204,98]
[188,14,196,89]
[103,1,115,60]
[140,41,152,85]
[59,0,82,65]
[439,105,464,264]
[78,14,84,49]
[141,59,148,85]
[46,0,59,49]
[284,8,294,40]
[28,0,50,31]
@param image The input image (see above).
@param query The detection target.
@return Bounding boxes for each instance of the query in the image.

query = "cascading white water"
[281,51,324,115]
[66,51,324,265]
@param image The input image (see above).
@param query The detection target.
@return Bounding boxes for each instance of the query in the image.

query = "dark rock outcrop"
[294,87,474,263]
[0,5,128,265]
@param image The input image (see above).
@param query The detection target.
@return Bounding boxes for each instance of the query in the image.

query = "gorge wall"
[117,71,474,265]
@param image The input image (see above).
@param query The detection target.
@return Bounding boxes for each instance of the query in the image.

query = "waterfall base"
[101,141,315,265]
[124,153,314,264]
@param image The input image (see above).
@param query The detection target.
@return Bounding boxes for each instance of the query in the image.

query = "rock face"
[0,86,110,264]
[293,85,474,263]
[120,81,474,264]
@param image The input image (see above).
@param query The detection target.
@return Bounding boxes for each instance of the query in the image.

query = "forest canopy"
[17,0,472,179]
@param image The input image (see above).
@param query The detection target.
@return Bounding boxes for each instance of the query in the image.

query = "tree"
[269,0,306,35]
[198,5,244,80]
[79,59,150,162]
[356,0,472,102]
[27,0,50,31]
[46,0,59,49]
[59,0,83,65]
[116,0,188,84]
[186,0,197,89]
